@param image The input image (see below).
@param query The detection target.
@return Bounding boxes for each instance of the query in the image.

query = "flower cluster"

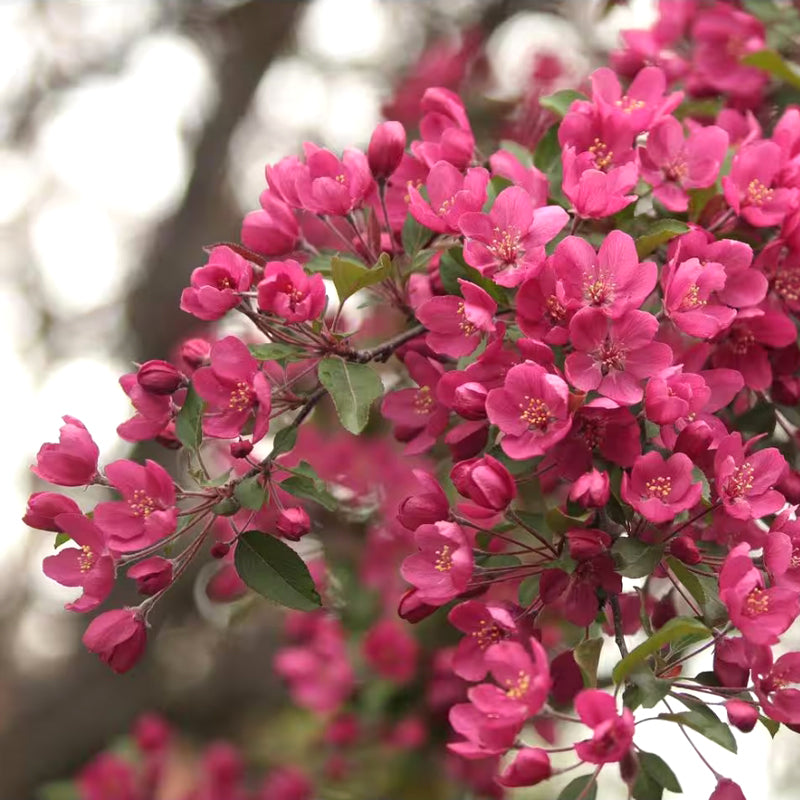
[25,1,800,798]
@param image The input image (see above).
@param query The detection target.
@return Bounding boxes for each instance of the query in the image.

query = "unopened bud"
[277,507,311,541]
[452,381,488,420]
[127,557,174,595]
[230,439,253,459]
[210,542,230,559]
[179,338,211,370]
[725,699,758,732]
[669,535,702,565]
[136,360,184,395]
[367,121,406,180]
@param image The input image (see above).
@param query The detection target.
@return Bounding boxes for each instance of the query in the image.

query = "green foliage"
[574,637,603,688]
[635,219,690,258]
[539,89,587,118]
[317,358,384,435]
[612,537,664,579]
[331,253,392,305]
[175,383,204,451]
[234,473,269,510]
[557,774,597,800]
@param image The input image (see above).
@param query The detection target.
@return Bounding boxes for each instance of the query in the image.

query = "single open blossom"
[257,259,326,323]
[32,416,99,487]
[407,161,489,234]
[621,452,703,524]
[416,278,496,357]
[401,521,473,606]
[43,513,115,612]
[496,748,551,788]
[485,361,571,459]
[640,116,728,211]
[565,308,673,405]
[117,372,173,443]
[412,87,475,170]
[754,651,800,724]
[720,542,798,646]
[450,454,516,511]
[573,689,635,764]
[516,261,572,345]
[714,432,786,520]
[569,469,611,508]
[645,368,743,427]
[562,147,638,219]
[447,601,516,681]
[94,459,178,554]
[553,231,657,318]
[180,245,253,321]
[82,608,147,674]
[458,186,568,286]
[193,336,272,442]
[448,687,528,759]
[241,190,299,257]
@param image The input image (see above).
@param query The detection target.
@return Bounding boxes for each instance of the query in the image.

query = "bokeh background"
[2,1,797,797]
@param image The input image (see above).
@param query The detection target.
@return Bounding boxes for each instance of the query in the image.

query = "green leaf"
[732,401,776,434]
[331,253,392,304]
[234,474,269,510]
[234,530,322,611]
[249,342,305,362]
[212,497,240,516]
[545,506,592,535]
[280,474,337,512]
[498,140,534,167]
[637,751,682,793]
[633,766,663,800]
[533,124,561,175]
[760,715,780,738]
[438,247,508,304]
[612,537,664,579]
[574,638,603,688]
[270,426,298,458]
[612,616,711,684]
[658,709,737,753]
[485,175,513,207]
[557,774,597,800]
[688,186,718,222]
[630,667,672,709]
[635,219,690,258]
[742,49,800,89]
[317,358,383,435]
[540,89,587,118]
[401,213,432,258]
[175,383,204,451]
[54,531,70,548]
[518,575,540,607]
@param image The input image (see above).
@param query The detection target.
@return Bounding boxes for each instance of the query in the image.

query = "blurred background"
[2,0,797,798]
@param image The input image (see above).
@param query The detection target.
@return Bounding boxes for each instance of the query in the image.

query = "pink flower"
[569,469,611,508]
[412,87,475,170]
[485,361,572,459]
[241,191,299,257]
[416,279,496,358]
[362,618,419,683]
[489,149,549,208]
[193,336,272,441]
[516,262,572,345]
[276,507,311,541]
[573,689,635,764]
[724,698,758,732]
[565,308,673,405]
[82,608,147,674]
[397,469,449,530]
[496,748,551,788]
[407,161,489,234]
[257,259,326,323]
[94,459,178,554]
[32,416,99,487]
[723,141,797,227]
[116,372,173,443]
[562,147,638,219]
[43,513,115,612]
[709,779,747,800]
[448,689,527,759]
[23,491,81,531]
[180,245,253,321]
[720,542,798,646]
[78,754,137,800]
[401,521,473,606]
[482,637,552,715]
[754,651,800,724]
[258,767,314,800]
[458,186,568,287]
[714,432,786,520]
[448,600,516,681]
[553,231,657,318]
[450,455,516,511]
[645,368,742,427]
[640,117,728,211]
[128,556,173,596]
[621,452,703,523]
[368,120,406,179]
[136,360,184,395]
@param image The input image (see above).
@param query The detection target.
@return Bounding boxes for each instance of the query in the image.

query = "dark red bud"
[669,535,701,565]
[230,439,254,459]
[397,588,437,624]
[127,557,173,595]
[210,542,230,559]
[452,382,488,420]
[136,360,184,395]
[367,121,406,179]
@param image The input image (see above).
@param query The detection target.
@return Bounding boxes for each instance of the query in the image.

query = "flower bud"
[496,747,551,788]
[669,535,701,565]
[674,420,714,468]
[367,121,406,179]
[710,778,747,800]
[210,542,230,559]
[32,416,99,487]
[277,507,311,541]
[23,491,81,531]
[445,420,489,461]
[452,381,488,420]
[450,455,516,511]
[652,590,677,629]
[569,469,610,508]
[567,528,611,560]
[179,338,211,370]
[136,360,184,395]
[397,588,437,624]
[82,608,147,674]
[230,439,254,459]
[397,471,449,530]
[133,713,171,753]
[127,557,174,595]
[725,698,758,732]
[206,564,247,602]
[714,636,750,688]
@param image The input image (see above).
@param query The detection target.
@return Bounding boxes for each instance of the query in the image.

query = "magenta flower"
[553,230,657,318]
[573,689,635,764]
[485,361,572,459]
[397,469,449,530]
[368,120,406,180]
[754,651,800,724]
[516,262,572,345]
[640,117,728,212]
[709,779,747,800]
[448,600,516,681]
[645,368,743,427]
[23,491,81,532]
[416,279,496,358]
[458,186,568,287]
[82,608,147,674]
[621,452,703,524]
[562,148,638,219]
[569,469,611,508]
[565,308,673,405]
[94,459,178,554]
[412,87,475,170]
[32,416,99,487]
[489,148,549,208]
[116,372,172,443]
[180,246,253,321]
[720,542,798,646]
[497,748,551,788]
[43,513,115,612]
[714,433,786,520]
[722,141,797,227]
[241,191,299,257]
[400,521,473,606]
[276,507,311,541]
[362,618,419,683]
[192,336,272,442]
[559,102,636,173]
[407,161,489,234]
[127,556,173,596]
[448,688,527,759]
[450,454,516,511]
[257,259,326,323]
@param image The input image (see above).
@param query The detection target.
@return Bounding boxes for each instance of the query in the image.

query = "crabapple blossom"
[32,416,99,487]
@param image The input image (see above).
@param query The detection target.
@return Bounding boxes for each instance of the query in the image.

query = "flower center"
[434,544,453,572]
[472,619,503,650]
[583,272,614,306]
[437,195,456,217]
[489,226,522,264]
[505,669,531,700]
[725,461,754,499]
[644,475,672,501]
[217,276,234,290]
[597,341,626,374]
[413,385,434,415]
[579,417,606,449]
[129,488,157,517]
[457,302,477,336]
[679,283,707,310]
[747,178,774,206]
[519,395,550,430]
[774,264,800,303]
[589,138,614,171]
[545,294,566,323]
[228,380,254,412]
[79,544,95,573]
[616,96,646,114]
[664,157,688,182]
[743,587,770,617]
